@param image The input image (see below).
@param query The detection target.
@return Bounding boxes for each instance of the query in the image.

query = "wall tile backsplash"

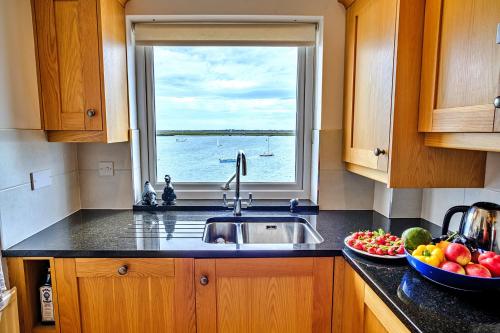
[0,130,80,248]
[420,153,500,228]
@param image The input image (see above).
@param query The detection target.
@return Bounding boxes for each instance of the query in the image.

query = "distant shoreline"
[156,130,295,136]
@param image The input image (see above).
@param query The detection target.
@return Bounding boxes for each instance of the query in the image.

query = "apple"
[465,263,492,278]
[439,261,465,275]
[480,255,500,277]
[478,251,496,263]
[445,243,471,266]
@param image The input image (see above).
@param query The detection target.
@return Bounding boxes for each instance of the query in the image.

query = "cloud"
[153,46,298,130]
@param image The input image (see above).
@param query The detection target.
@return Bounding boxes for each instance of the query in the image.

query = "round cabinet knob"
[86,109,96,117]
[373,148,386,156]
[494,96,500,108]
[117,265,128,275]
[200,275,209,286]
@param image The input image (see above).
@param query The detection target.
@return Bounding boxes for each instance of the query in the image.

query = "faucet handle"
[248,193,253,207]
[222,193,228,207]
[290,198,300,212]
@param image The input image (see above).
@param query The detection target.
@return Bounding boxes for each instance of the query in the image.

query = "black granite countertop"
[3,209,499,332]
[344,249,500,333]
[4,209,416,257]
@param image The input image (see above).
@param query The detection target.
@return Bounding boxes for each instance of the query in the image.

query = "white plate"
[344,236,406,260]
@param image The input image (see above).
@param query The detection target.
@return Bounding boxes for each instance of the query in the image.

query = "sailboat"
[217,138,235,162]
[260,136,274,157]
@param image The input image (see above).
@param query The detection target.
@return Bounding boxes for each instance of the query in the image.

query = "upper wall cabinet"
[341,0,487,187]
[419,0,500,152]
[32,0,129,143]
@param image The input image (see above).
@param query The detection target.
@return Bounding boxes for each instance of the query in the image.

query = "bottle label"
[40,286,54,322]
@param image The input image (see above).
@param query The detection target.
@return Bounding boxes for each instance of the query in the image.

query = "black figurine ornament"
[162,174,177,205]
[141,181,157,206]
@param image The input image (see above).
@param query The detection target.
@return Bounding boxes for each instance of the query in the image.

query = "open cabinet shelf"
[6,258,60,333]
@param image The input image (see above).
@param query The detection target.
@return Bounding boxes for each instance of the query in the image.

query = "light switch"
[98,162,114,176]
[30,169,52,190]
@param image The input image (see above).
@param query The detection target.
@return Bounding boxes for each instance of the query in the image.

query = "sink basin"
[203,216,323,244]
[202,222,238,244]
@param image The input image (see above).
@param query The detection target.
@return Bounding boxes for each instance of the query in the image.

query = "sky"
[153,46,298,130]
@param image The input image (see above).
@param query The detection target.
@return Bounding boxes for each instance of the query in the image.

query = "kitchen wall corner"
[420,152,500,228]
[373,182,422,219]
[77,143,134,209]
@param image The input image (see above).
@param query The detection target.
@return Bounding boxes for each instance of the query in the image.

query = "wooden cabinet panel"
[32,0,128,142]
[419,0,500,132]
[34,0,102,131]
[195,258,333,333]
[332,258,409,333]
[332,257,364,333]
[363,306,388,333]
[341,0,487,187]
[54,258,196,333]
[343,0,397,173]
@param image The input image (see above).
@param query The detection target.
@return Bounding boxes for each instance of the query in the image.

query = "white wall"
[373,183,422,218]
[421,153,500,230]
[0,0,81,249]
[77,143,133,209]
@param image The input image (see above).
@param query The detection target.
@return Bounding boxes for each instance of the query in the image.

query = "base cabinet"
[54,258,196,333]
[332,257,409,333]
[9,256,412,333]
[195,258,334,333]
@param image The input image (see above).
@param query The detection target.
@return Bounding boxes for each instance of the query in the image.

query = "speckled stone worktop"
[2,209,499,332]
[2,209,438,257]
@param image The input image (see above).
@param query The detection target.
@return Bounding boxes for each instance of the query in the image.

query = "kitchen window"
[135,22,317,198]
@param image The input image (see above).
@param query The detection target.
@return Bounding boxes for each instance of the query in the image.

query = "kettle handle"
[442,205,469,235]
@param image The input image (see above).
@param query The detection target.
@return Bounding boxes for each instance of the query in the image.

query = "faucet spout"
[234,150,247,216]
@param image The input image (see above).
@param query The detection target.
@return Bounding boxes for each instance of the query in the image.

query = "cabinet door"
[419,0,500,132]
[195,258,333,333]
[342,0,398,173]
[332,258,409,333]
[54,258,196,333]
[332,258,365,333]
[33,0,102,131]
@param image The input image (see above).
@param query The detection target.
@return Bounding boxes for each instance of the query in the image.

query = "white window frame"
[135,25,316,200]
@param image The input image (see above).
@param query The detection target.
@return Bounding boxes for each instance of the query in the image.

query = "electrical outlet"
[30,169,52,190]
[98,162,114,176]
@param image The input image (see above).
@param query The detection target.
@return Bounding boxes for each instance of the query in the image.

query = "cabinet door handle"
[373,148,386,156]
[494,96,500,108]
[117,265,128,275]
[86,109,97,117]
[200,275,209,285]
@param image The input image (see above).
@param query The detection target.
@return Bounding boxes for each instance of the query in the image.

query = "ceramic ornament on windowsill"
[162,174,177,205]
[141,181,158,206]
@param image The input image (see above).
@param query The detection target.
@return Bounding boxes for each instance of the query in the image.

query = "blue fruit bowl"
[405,249,500,291]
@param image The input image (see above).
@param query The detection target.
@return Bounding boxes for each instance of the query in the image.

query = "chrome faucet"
[233,150,247,216]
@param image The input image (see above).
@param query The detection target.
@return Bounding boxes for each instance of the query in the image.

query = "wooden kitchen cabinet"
[332,258,409,333]
[32,0,129,143]
[341,0,486,187]
[53,258,196,333]
[419,0,500,152]
[194,258,334,333]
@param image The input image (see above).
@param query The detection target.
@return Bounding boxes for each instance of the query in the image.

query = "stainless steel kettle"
[442,202,500,253]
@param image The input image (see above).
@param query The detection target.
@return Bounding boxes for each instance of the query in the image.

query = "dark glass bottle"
[39,267,55,325]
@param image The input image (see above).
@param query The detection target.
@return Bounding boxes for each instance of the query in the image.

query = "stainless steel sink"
[202,216,323,244]
[202,222,238,244]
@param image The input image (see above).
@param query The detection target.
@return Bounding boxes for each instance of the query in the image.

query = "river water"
[156,135,296,183]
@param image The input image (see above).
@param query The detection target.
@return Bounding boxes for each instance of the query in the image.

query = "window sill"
[133,199,319,213]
